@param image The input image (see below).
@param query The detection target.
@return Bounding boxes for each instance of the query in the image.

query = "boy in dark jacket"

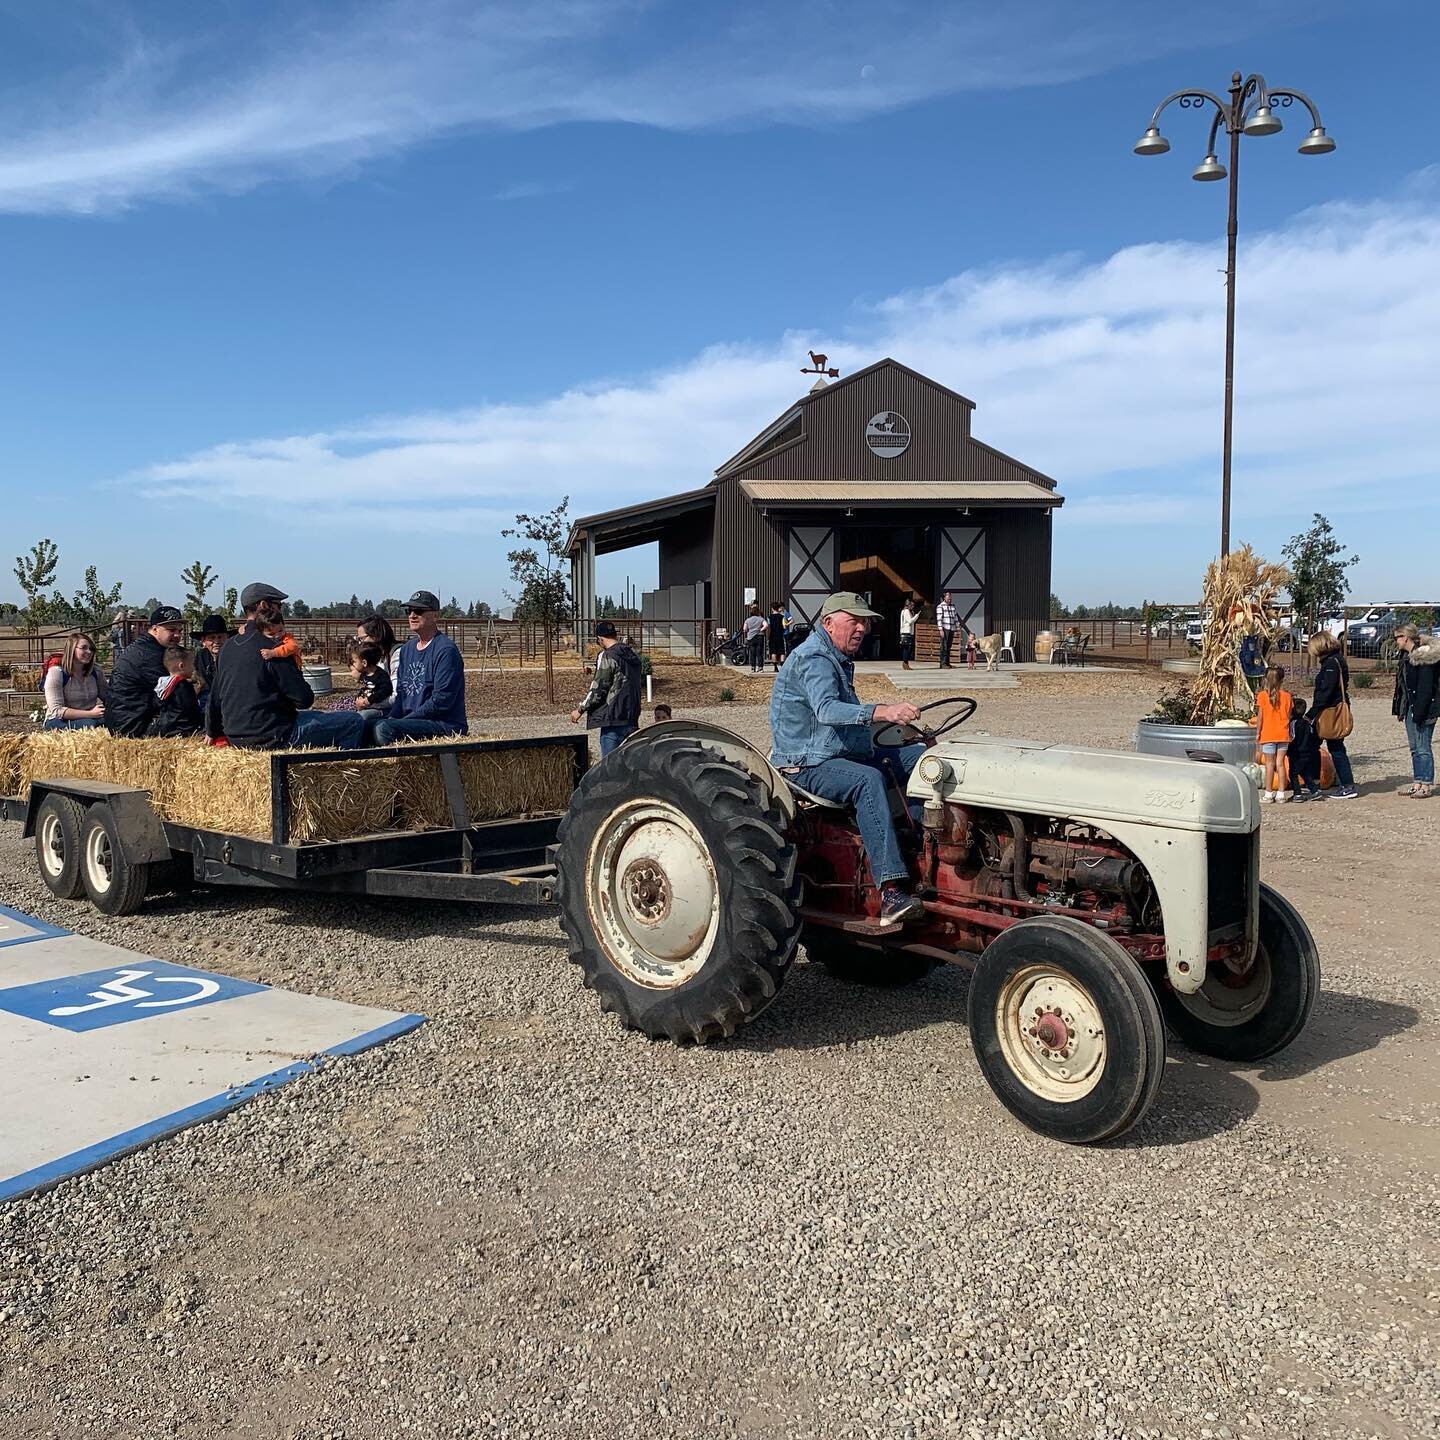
[1289,697,1324,801]
[149,647,203,737]
[570,620,643,756]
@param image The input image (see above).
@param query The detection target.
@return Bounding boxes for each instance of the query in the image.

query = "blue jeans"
[290,710,366,749]
[1404,714,1436,784]
[791,743,925,886]
[599,723,637,757]
[371,717,460,746]
[43,716,104,730]
[1326,735,1355,788]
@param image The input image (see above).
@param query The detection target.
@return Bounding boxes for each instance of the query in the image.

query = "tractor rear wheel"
[556,737,801,1043]
[1158,882,1319,1061]
[968,916,1165,1144]
[804,928,938,986]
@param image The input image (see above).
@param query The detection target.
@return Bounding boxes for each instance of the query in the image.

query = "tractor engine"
[928,804,1159,932]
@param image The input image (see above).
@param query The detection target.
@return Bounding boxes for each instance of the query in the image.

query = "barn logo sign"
[864,411,911,458]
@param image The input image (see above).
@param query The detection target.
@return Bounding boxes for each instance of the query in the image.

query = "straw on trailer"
[392,739,576,829]
[0,734,27,797]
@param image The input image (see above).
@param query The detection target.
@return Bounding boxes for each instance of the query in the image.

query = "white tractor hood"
[911,736,1258,835]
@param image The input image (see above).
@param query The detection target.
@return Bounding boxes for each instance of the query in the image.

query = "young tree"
[13,538,60,634]
[71,566,125,636]
[181,561,219,626]
[220,587,239,624]
[1282,514,1358,625]
[503,497,572,703]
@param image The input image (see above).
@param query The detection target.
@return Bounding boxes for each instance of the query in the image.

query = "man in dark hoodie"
[105,604,186,737]
[570,620,643,757]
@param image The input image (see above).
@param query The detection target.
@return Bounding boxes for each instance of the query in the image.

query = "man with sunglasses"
[365,590,467,744]
[206,582,365,750]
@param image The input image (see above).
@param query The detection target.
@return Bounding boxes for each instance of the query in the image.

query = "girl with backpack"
[42,632,107,730]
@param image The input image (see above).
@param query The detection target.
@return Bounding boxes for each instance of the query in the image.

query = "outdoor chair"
[999,630,1017,663]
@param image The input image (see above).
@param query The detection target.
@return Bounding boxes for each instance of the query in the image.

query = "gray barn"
[566,358,1062,659]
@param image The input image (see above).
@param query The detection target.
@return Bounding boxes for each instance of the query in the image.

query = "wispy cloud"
[128,189,1440,591]
[491,179,572,202]
[0,0,1291,215]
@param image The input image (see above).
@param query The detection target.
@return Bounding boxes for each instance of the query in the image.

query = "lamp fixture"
[1133,126,1170,156]
[1192,153,1227,182]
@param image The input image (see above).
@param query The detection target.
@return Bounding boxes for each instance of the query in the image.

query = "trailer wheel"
[79,803,151,917]
[968,916,1165,1145]
[804,928,938,986]
[1159,882,1319,1061]
[34,793,87,900]
[556,737,801,1043]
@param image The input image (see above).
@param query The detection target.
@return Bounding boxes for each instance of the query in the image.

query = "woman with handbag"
[1390,623,1440,798]
[1308,631,1357,798]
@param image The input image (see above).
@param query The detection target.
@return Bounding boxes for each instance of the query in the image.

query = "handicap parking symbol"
[0,963,266,1033]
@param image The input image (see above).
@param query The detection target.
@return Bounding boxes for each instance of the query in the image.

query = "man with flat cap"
[364,590,467,744]
[205,582,364,750]
[105,603,186,738]
[769,592,927,926]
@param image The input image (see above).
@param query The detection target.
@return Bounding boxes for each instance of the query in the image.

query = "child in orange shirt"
[1253,665,1295,803]
[259,620,302,667]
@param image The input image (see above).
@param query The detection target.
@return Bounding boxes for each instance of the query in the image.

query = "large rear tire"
[556,737,801,1043]
[1158,883,1319,1061]
[79,803,151,917]
[804,928,938,986]
[34,793,86,900]
[968,916,1166,1144]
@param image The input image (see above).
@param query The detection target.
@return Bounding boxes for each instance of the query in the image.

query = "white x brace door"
[938,526,986,634]
[786,525,836,627]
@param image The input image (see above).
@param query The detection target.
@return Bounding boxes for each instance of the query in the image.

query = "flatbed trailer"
[2,735,590,916]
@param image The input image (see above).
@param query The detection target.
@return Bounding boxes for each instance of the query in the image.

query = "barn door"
[937,526,986,634]
[787,524,836,627]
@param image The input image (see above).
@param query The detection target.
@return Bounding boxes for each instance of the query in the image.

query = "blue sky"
[1,0,1436,611]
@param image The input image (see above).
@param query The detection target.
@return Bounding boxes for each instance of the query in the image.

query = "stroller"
[707,626,748,666]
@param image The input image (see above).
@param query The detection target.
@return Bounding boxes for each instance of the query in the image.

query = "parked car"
[1346,610,1400,659]
[1184,614,1205,650]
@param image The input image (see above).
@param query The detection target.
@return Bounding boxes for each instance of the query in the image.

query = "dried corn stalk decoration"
[1186,544,1291,725]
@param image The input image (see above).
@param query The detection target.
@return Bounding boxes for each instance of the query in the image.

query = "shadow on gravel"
[1251,988,1419,1083]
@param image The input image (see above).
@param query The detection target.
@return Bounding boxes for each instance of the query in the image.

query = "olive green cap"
[819,591,882,620]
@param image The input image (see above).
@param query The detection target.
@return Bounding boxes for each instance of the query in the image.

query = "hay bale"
[18,730,202,812]
[11,668,43,693]
[165,746,401,843]
[0,734,28,796]
[393,740,576,829]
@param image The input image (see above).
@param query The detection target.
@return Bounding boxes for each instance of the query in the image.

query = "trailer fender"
[24,781,174,866]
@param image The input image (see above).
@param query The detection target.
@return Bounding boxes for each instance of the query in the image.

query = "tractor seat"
[785,781,852,813]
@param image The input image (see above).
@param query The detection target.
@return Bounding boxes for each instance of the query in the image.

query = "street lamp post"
[1135,71,1335,557]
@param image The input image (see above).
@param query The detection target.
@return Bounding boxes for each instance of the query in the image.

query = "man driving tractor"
[769,591,926,925]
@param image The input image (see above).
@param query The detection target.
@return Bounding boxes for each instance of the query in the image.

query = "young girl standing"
[1254,665,1296,803]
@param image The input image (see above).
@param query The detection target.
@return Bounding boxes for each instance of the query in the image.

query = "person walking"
[1391,622,1440,798]
[1253,665,1295,803]
[570,620,643,757]
[1308,631,1358,799]
[935,591,958,668]
[742,605,767,673]
[766,601,787,673]
[42,632,107,730]
[898,596,921,670]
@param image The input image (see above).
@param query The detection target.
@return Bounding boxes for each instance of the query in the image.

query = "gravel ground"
[1,675,1437,1440]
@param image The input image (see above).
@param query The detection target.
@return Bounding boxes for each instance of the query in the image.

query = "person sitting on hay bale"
[42,632,107,731]
[149,646,204,738]
[105,605,185,738]
[193,615,229,706]
[206,582,365,750]
[363,590,467,745]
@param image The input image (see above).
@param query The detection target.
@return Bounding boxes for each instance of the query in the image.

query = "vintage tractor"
[555,701,1319,1144]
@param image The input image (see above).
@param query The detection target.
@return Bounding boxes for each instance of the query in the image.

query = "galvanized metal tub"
[302,664,333,696]
[1135,718,1255,767]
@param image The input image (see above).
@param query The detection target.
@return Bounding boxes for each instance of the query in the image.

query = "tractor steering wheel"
[872,695,978,749]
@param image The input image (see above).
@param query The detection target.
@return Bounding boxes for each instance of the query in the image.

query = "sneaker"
[1276,790,1293,803]
[1258,790,1274,804]
[879,886,925,926]
[1291,790,1308,803]
[1305,789,1326,802]
[1331,786,1358,799]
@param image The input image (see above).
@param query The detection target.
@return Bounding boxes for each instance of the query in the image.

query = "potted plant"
[1136,545,1289,766]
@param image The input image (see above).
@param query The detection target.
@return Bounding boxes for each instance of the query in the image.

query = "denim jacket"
[768,625,876,767]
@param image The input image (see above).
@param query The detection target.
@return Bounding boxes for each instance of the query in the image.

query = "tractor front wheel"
[968,916,1165,1144]
[556,737,801,1043]
[1158,883,1319,1062]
